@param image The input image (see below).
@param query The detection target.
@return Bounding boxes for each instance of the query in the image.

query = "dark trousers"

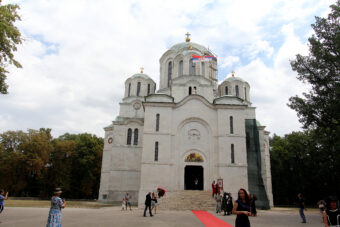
[299,208,306,222]
[143,205,152,216]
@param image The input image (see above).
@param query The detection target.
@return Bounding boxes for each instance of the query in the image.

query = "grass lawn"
[6,200,114,209]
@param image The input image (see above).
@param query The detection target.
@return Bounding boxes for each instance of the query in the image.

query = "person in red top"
[212,180,217,198]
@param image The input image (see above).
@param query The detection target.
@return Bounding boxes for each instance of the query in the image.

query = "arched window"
[147,84,150,95]
[231,144,235,163]
[230,116,234,134]
[185,153,204,162]
[137,82,141,96]
[189,86,192,95]
[193,86,197,94]
[225,86,228,95]
[133,128,138,145]
[155,142,159,161]
[189,59,195,75]
[235,85,239,97]
[201,62,205,76]
[128,83,131,97]
[244,87,247,100]
[156,114,160,132]
[168,61,172,87]
[127,128,132,145]
[179,60,183,76]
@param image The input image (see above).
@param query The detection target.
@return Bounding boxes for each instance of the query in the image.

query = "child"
[0,189,8,214]
[121,197,126,211]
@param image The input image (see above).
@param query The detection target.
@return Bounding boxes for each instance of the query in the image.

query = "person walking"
[151,192,158,214]
[298,193,307,223]
[0,189,8,214]
[216,192,222,214]
[227,193,234,215]
[143,192,153,217]
[323,196,340,227]
[221,192,228,216]
[46,188,66,227]
[212,180,217,198]
[125,192,132,211]
[233,188,251,227]
[249,194,257,216]
[317,199,326,221]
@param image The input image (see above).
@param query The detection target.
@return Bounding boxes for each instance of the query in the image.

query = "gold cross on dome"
[185,32,191,42]
[232,70,235,77]
[140,67,144,74]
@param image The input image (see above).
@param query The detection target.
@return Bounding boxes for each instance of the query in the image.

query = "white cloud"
[236,23,311,135]
[220,56,240,69]
[0,0,333,137]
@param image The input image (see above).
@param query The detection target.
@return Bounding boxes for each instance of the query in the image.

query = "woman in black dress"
[221,192,228,215]
[233,188,252,227]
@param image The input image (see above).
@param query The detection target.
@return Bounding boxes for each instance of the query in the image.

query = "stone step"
[157,190,217,211]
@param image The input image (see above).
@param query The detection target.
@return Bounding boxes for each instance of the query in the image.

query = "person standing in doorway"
[143,192,153,217]
[0,189,8,214]
[233,188,251,227]
[298,193,307,223]
[194,178,199,190]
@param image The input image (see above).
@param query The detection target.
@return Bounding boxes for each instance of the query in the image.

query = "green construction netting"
[245,119,270,209]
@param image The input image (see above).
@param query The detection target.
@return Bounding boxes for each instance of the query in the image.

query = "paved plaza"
[0,206,324,227]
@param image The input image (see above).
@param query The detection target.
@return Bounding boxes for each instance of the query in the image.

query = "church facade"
[98,35,273,208]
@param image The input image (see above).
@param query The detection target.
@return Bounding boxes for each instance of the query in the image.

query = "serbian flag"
[192,55,217,62]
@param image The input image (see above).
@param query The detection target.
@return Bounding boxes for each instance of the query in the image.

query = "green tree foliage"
[0,129,52,196]
[0,1,23,94]
[269,131,332,205]
[0,129,103,199]
[284,0,340,203]
[289,1,339,132]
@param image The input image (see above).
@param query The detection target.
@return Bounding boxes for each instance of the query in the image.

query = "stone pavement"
[0,206,324,227]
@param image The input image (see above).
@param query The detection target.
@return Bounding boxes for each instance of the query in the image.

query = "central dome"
[170,42,209,53]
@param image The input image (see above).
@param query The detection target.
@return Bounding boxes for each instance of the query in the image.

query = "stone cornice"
[216,163,247,167]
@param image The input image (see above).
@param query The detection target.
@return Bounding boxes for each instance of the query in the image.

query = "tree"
[269,131,331,205]
[0,1,23,94]
[288,1,340,196]
[0,129,53,196]
[68,133,103,199]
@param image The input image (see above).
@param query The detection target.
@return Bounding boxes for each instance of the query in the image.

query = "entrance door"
[184,166,203,190]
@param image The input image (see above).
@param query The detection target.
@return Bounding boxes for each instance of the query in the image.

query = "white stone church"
[99,35,273,208]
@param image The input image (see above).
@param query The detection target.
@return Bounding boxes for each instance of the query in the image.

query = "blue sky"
[0,0,334,137]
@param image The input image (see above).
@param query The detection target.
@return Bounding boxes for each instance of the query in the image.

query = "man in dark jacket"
[143,192,153,217]
[298,193,306,223]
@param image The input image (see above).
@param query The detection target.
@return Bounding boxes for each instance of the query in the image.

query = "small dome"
[129,73,153,80]
[225,76,245,83]
[256,120,261,126]
[170,42,209,53]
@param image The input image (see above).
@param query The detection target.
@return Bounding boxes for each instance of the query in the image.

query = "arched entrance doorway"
[184,166,203,190]
[184,152,204,190]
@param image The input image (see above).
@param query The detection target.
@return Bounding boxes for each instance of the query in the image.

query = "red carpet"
[192,210,234,227]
